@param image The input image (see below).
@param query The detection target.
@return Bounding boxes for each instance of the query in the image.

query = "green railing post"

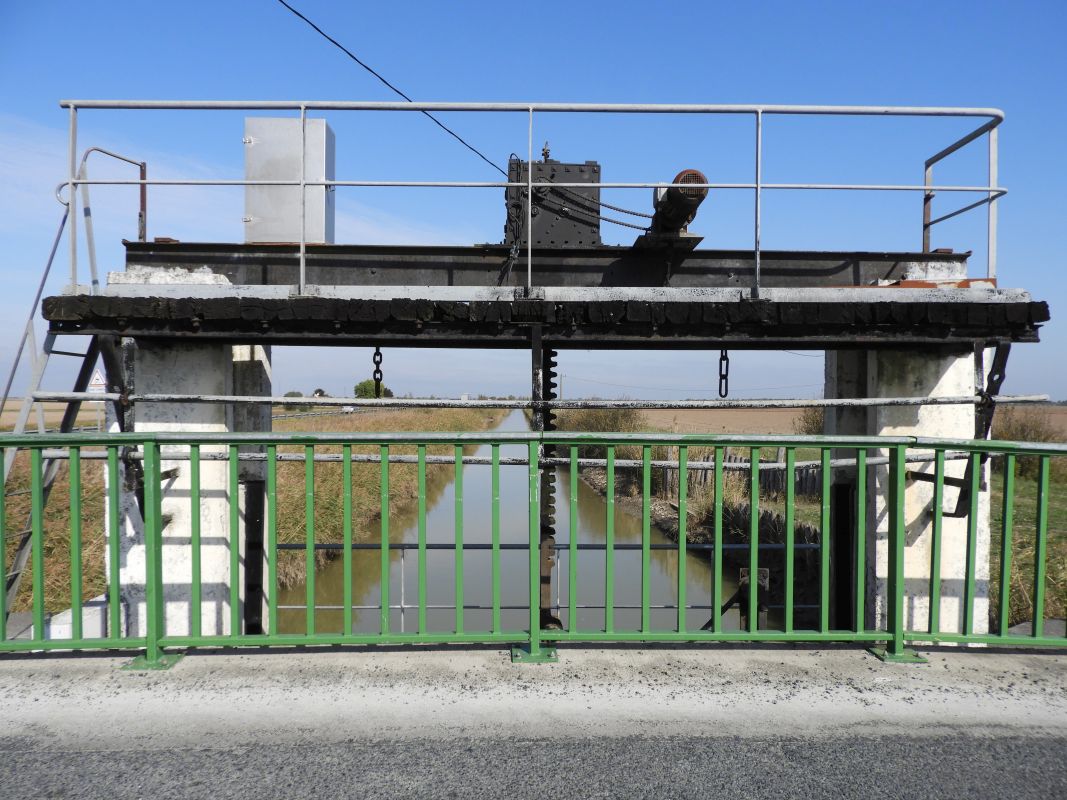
[568,445,578,634]
[963,452,980,637]
[513,438,555,662]
[492,444,502,635]
[711,446,724,634]
[928,450,944,635]
[1032,455,1050,639]
[304,444,315,636]
[748,446,760,634]
[341,444,352,636]
[641,445,652,635]
[998,453,1015,638]
[267,444,279,636]
[30,448,44,641]
[453,444,463,636]
[144,443,163,661]
[229,444,241,638]
[605,445,616,634]
[69,446,82,641]
[784,447,795,634]
[126,440,181,669]
[189,445,202,639]
[417,444,427,635]
[870,444,924,663]
[381,445,391,636]
[107,447,121,640]
[677,446,688,635]
[854,448,867,634]
[819,448,831,633]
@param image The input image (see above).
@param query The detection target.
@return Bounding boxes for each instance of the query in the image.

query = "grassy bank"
[990,463,1067,626]
[271,407,502,586]
[3,407,503,613]
[557,406,1066,629]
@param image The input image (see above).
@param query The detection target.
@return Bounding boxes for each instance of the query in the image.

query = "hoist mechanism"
[504,154,709,248]
[651,169,709,234]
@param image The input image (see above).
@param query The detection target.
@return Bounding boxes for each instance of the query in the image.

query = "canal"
[278,410,739,634]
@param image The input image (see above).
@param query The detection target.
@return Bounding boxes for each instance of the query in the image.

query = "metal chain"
[718,349,730,399]
[372,347,383,399]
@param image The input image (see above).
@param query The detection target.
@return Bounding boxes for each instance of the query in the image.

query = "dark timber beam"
[43,295,1049,349]
[122,241,970,290]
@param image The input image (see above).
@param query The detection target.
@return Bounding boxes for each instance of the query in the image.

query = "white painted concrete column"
[868,348,990,636]
[109,342,237,638]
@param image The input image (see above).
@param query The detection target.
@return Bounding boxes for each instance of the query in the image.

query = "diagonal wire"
[276,0,653,229]
[275,0,507,178]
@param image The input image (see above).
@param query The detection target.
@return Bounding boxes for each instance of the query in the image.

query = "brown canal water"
[277,410,740,635]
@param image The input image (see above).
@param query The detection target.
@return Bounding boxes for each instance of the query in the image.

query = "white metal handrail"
[57,100,1005,296]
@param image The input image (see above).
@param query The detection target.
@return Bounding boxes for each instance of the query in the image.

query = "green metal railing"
[1,430,1064,665]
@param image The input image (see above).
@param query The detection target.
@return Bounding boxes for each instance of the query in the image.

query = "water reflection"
[278,410,739,634]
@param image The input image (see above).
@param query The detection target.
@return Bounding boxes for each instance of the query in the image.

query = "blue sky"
[1,1,1065,401]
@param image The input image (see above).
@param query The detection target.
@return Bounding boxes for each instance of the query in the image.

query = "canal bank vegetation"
[555,406,1067,629]
[2,407,504,611]
[271,407,503,586]
[989,406,1067,626]
[3,405,1063,628]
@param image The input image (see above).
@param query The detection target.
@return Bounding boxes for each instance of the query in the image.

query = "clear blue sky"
[1,1,1064,400]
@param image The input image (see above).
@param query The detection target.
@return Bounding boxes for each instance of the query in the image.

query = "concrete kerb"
[4,646,1067,748]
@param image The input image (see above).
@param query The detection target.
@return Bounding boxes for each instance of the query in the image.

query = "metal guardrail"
[0,430,1063,664]
[57,101,1005,296]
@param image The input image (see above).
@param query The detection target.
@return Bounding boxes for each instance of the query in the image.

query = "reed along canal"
[278,410,739,634]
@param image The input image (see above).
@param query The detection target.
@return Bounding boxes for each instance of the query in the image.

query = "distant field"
[4,401,1065,438]
[642,408,800,435]
[1008,405,1067,438]
[0,402,103,432]
[643,405,1067,438]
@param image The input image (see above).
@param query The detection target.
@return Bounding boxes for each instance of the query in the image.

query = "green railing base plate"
[122,652,185,671]
[867,646,927,664]
[511,645,558,664]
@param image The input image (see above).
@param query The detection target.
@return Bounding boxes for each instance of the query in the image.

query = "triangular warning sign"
[88,369,107,393]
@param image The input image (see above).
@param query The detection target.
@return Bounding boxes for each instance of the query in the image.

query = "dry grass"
[3,453,108,613]
[990,463,1067,627]
[2,408,503,612]
[271,408,501,585]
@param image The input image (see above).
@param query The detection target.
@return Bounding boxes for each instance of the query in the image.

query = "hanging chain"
[372,346,383,399]
[718,349,730,399]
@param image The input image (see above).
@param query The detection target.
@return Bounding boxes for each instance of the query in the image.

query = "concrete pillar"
[825,347,991,636]
[867,347,989,635]
[111,341,237,637]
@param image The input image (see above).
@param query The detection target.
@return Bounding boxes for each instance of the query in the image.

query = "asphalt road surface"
[2,645,1065,798]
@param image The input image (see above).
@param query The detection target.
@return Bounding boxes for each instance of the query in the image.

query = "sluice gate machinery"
[0,101,1054,661]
